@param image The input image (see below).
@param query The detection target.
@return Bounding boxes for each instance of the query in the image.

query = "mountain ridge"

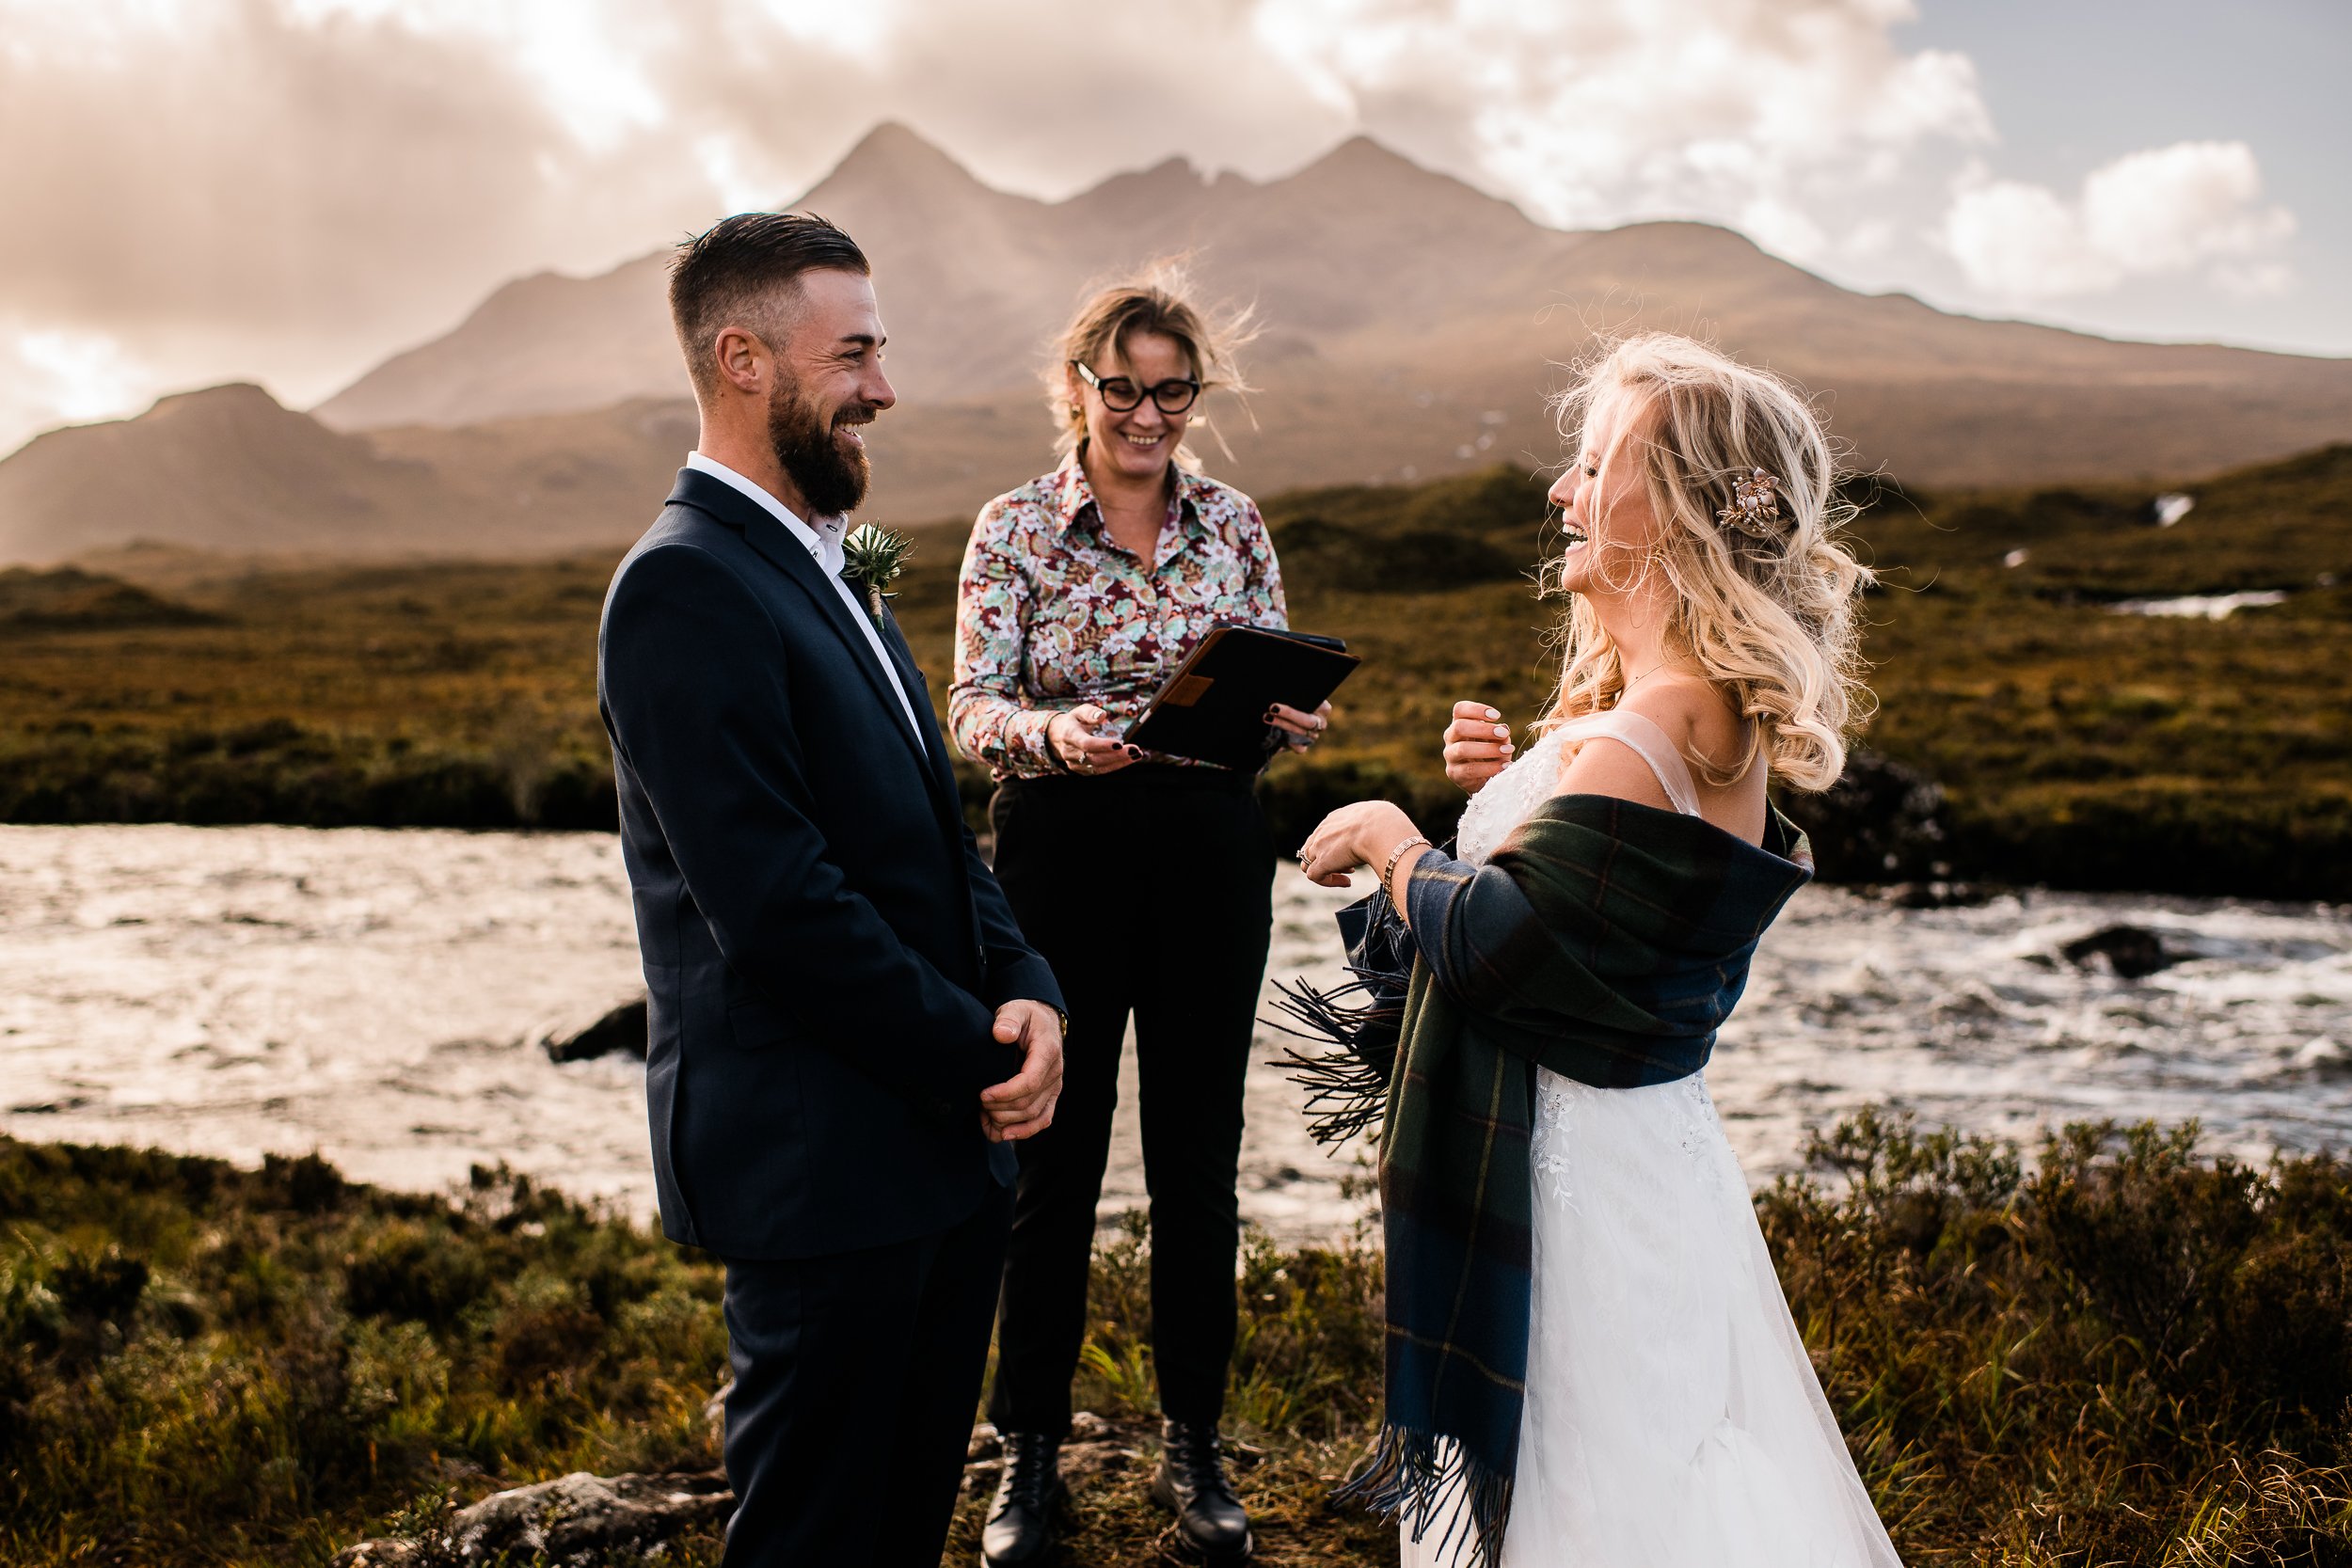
[8,122,2352,564]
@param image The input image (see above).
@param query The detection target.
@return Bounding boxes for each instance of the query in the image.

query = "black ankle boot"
[981,1431,1065,1566]
[1151,1418,1253,1563]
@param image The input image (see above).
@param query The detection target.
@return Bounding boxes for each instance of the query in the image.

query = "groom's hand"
[979,1001,1063,1143]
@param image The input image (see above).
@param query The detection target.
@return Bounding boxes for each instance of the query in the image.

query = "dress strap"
[1549,710,1706,816]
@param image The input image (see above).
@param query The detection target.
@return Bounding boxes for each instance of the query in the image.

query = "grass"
[1,444,2345,894]
[0,558,617,830]
[0,1141,726,1567]
[8,1117,2352,1565]
[1819,448,2352,895]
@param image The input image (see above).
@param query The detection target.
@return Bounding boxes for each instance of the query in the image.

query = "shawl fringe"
[1266,969,1402,1148]
[1332,1422,1514,1568]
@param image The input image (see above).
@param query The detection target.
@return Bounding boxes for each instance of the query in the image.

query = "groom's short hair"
[669,213,870,398]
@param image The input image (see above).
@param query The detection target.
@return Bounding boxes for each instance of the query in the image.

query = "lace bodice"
[1456,729,1571,865]
[1454,710,1706,865]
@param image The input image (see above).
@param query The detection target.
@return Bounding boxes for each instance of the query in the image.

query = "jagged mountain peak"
[146,382,288,417]
[803,119,1000,207]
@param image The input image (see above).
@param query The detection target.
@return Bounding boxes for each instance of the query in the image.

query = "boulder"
[1779,751,1950,884]
[2060,925,2178,980]
[332,1470,732,1568]
[541,997,648,1064]
[326,1544,421,1568]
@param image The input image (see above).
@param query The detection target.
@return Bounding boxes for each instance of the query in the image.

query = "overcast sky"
[2,0,2344,456]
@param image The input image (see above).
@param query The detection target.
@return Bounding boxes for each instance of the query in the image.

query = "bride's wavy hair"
[1536,333,1873,792]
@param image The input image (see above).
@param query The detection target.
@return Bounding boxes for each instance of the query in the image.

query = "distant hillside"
[0,566,215,630]
[0,386,470,563]
[0,387,687,566]
[8,124,2352,565]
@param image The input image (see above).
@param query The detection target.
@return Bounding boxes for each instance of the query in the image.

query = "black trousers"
[984,764,1275,1436]
[717,1184,1011,1567]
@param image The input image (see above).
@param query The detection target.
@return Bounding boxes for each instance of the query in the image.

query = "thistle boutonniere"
[841,523,914,631]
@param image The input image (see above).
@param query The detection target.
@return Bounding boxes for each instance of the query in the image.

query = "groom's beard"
[768,386,874,518]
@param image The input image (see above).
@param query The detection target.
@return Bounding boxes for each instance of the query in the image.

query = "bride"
[1295,333,1902,1566]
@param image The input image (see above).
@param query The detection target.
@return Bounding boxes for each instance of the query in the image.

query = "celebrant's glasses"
[1072,360,1201,415]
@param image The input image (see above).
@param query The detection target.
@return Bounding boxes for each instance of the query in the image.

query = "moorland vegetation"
[8,1114,2352,1565]
[0,442,2344,896]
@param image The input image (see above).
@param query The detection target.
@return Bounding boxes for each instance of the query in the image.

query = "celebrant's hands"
[1267,700,1334,752]
[979,1001,1063,1142]
[1297,800,1421,889]
[1443,701,1516,795]
[1045,704,1136,776]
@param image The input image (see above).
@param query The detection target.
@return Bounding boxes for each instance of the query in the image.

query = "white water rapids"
[3,825,2346,1242]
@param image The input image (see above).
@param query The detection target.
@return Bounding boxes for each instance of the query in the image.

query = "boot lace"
[1166,1422,1237,1503]
[998,1433,1058,1511]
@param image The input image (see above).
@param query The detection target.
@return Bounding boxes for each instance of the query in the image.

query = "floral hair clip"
[1717,467,1784,537]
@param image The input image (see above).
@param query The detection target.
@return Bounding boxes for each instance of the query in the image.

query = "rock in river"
[540,997,647,1064]
[2060,925,2180,981]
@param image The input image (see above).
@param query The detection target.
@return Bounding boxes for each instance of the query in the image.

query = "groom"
[598,212,1067,1565]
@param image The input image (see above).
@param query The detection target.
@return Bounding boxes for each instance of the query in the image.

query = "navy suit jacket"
[597,467,1064,1260]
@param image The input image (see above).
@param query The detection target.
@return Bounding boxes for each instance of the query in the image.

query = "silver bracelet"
[1379,834,1433,889]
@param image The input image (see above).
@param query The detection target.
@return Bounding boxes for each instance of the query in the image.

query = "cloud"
[0,0,731,423]
[0,0,1355,453]
[616,1,1349,205]
[1942,140,2296,302]
[0,324,151,458]
[0,0,2316,453]
[1249,0,1994,254]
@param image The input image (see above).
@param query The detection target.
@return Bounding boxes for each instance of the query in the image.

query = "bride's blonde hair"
[1537,333,1872,792]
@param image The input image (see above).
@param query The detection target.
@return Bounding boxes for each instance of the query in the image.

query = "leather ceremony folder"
[1124,624,1360,770]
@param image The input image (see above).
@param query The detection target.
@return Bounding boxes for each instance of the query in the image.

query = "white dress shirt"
[685,451,928,753]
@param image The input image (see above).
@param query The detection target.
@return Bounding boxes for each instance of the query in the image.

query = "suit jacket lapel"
[666,469,933,784]
[877,610,969,832]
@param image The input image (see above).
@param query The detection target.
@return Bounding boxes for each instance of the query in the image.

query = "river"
[3,825,2346,1242]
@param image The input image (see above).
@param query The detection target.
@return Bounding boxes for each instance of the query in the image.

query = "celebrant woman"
[1294,333,1902,1567]
[949,268,1327,1568]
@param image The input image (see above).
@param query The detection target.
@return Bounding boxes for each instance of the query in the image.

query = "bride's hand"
[1297,800,1418,889]
[1443,701,1516,795]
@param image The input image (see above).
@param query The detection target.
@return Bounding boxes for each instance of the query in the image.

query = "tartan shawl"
[1319,794,1813,1566]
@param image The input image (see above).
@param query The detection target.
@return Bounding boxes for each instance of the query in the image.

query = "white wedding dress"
[1402,712,1902,1568]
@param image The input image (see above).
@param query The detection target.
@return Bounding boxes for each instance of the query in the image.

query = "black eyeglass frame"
[1071,359,1202,416]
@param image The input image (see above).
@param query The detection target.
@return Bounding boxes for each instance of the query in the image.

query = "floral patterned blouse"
[950,451,1288,780]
